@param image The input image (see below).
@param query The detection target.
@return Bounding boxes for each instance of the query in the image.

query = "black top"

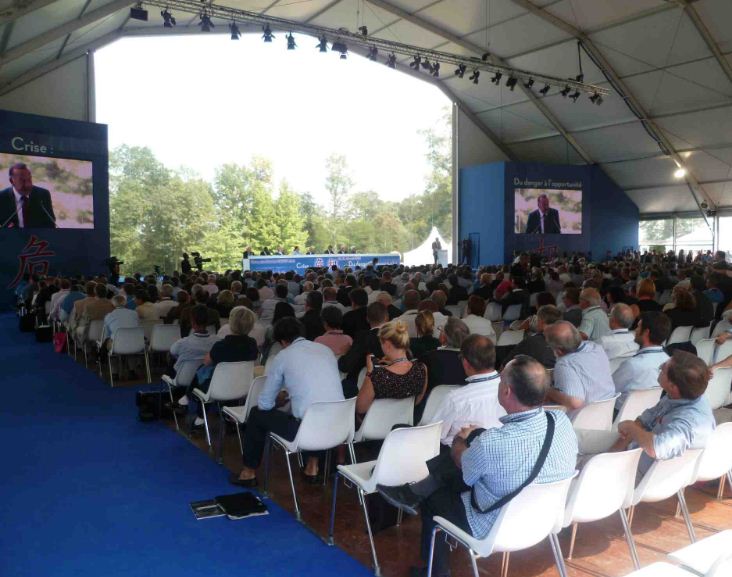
[372,362,426,399]
[419,348,467,392]
[636,299,663,313]
[339,327,383,381]
[666,308,705,332]
[503,333,556,369]
[210,334,259,364]
[343,307,370,339]
[301,309,325,341]
[410,336,440,359]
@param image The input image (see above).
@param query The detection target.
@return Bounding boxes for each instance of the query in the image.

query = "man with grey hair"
[545,320,615,417]
[102,294,140,345]
[154,283,178,319]
[578,287,611,341]
[600,303,639,360]
[503,304,562,368]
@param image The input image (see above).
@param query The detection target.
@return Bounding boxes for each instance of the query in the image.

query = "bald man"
[578,287,611,341]
[600,303,640,359]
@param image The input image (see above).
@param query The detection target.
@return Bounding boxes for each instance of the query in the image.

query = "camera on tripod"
[190,251,211,271]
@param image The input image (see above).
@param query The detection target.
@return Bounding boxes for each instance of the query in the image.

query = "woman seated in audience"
[165,290,189,324]
[631,278,662,318]
[665,287,703,331]
[261,301,295,363]
[215,289,235,318]
[356,320,428,416]
[245,287,261,313]
[315,306,352,356]
[410,310,440,358]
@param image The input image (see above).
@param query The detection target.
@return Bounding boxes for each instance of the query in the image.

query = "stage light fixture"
[560,85,571,97]
[506,76,518,91]
[358,26,368,36]
[420,58,433,71]
[469,69,480,84]
[575,73,584,82]
[524,78,535,89]
[286,32,296,50]
[674,167,687,179]
[161,8,175,27]
[569,90,581,102]
[589,92,603,105]
[454,64,466,78]
[262,24,274,42]
[229,22,241,40]
[130,3,148,20]
[491,71,502,85]
[316,35,328,52]
[331,39,348,59]
[539,84,550,95]
[199,12,213,32]
[409,55,421,69]
[431,62,440,78]
[481,52,490,61]
[367,46,378,61]
[386,53,397,68]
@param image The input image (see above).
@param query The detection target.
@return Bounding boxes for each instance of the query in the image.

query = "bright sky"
[94,33,450,207]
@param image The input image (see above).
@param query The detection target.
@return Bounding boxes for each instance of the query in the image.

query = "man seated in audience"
[69,281,97,332]
[59,283,85,324]
[544,321,615,416]
[578,287,611,341]
[397,289,422,338]
[315,305,353,356]
[322,286,347,313]
[600,303,640,360]
[428,334,505,447]
[301,290,325,341]
[503,304,561,369]
[231,317,344,486]
[135,287,158,321]
[259,283,289,325]
[377,355,578,577]
[338,302,387,397]
[562,286,582,327]
[342,288,369,339]
[500,276,530,318]
[76,283,114,343]
[165,290,190,325]
[180,290,220,337]
[460,295,496,340]
[377,291,402,320]
[49,278,71,322]
[154,284,178,319]
[102,294,140,347]
[293,281,314,306]
[612,311,670,409]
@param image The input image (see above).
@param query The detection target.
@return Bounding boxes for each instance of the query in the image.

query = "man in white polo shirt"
[578,287,611,341]
[600,303,640,360]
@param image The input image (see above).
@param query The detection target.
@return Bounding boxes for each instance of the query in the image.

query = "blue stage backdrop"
[246,254,401,273]
[459,161,639,265]
[0,109,109,309]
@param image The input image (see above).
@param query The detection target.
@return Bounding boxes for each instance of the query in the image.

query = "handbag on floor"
[53,332,67,353]
[35,325,53,342]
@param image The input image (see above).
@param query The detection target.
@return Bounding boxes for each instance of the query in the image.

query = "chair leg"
[360,489,381,576]
[235,421,243,455]
[619,508,641,570]
[396,507,403,526]
[468,553,480,577]
[283,450,301,522]
[567,522,578,559]
[717,475,726,500]
[108,355,114,388]
[322,449,330,487]
[168,385,180,430]
[677,489,697,543]
[263,436,272,497]
[201,402,212,448]
[84,342,89,367]
[549,534,570,577]
[327,471,339,545]
[144,350,151,383]
[500,551,510,577]
[628,505,635,527]
[216,403,225,465]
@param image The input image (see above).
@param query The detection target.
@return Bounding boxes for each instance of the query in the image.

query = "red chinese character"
[8,235,55,288]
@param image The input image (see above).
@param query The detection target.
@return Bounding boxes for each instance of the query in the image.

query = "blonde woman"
[356,320,428,415]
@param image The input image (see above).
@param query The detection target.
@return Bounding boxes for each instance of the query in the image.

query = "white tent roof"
[403,226,452,266]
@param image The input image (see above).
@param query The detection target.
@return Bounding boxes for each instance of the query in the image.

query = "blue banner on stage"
[245,254,401,273]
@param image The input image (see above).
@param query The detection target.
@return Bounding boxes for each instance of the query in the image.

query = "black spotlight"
[161,9,175,27]
[539,84,550,95]
[286,32,296,50]
[575,73,584,82]
[130,3,148,20]
[358,26,368,36]
[262,24,274,42]
[560,85,571,97]
[481,52,490,61]
[229,22,241,40]
[431,62,440,78]
[331,39,347,59]
[454,64,466,78]
[386,53,397,68]
[506,76,518,91]
[491,71,502,85]
[569,90,581,102]
[524,78,535,89]
[409,55,421,69]
[316,35,328,52]
[420,59,434,73]
[199,13,213,32]
[367,46,378,61]
[589,92,603,105]
[469,69,480,84]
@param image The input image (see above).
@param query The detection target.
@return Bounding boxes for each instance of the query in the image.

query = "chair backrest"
[206,361,255,402]
[241,376,268,422]
[141,319,162,342]
[633,449,703,505]
[716,340,732,365]
[173,360,201,388]
[356,397,415,441]
[419,385,461,426]
[263,343,282,375]
[667,325,694,346]
[295,397,357,451]
[564,449,642,526]
[613,388,663,428]
[696,339,717,366]
[356,366,367,391]
[690,325,710,345]
[703,367,732,410]
[497,329,524,347]
[482,475,576,555]
[695,422,732,482]
[503,304,523,322]
[485,302,503,322]
[445,305,461,318]
[571,395,619,431]
[86,319,104,342]
[110,327,146,355]
[707,549,732,577]
[371,422,441,486]
[712,319,732,338]
[609,354,633,374]
[149,324,181,352]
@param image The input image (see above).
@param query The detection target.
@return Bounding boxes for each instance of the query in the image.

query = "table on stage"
[243,253,401,273]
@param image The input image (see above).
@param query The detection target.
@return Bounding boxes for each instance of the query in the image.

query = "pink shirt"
[315,330,353,357]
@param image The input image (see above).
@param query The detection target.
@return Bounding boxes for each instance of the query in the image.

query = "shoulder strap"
[470,412,555,515]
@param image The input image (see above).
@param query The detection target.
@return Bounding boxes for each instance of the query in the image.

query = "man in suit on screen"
[525,193,560,234]
[0,162,56,228]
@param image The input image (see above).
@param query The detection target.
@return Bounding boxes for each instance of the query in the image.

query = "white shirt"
[600,329,639,360]
[49,289,69,321]
[154,298,178,319]
[578,306,611,341]
[612,346,669,408]
[461,314,497,341]
[429,372,505,446]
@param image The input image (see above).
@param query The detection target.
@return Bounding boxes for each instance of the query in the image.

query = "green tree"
[324,153,353,245]
[273,182,307,251]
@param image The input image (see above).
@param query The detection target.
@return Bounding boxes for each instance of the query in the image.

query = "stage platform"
[243,253,400,273]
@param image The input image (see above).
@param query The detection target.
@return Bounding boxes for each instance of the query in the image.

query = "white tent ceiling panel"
[683,150,732,184]
[543,0,666,33]
[702,182,732,206]
[464,13,569,59]
[477,105,556,143]
[534,90,635,133]
[66,12,126,53]
[655,105,732,149]
[506,39,606,86]
[0,38,66,82]
[601,156,680,189]
[508,134,584,165]
[695,0,732,47]
[417,0,526,40]
[6,0,87,49]
[265,0,340,21]
[307,0,397,33]
[570,123,661,163]
[479,99,556,134]
[374,0,437,15]
[625,185,698,214]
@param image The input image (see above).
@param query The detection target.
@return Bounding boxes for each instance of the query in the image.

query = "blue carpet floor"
[0,313,372,577]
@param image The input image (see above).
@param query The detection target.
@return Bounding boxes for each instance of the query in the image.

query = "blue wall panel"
[459,162,504,266]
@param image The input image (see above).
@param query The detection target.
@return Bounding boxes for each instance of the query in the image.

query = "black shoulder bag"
[470,412,556,514]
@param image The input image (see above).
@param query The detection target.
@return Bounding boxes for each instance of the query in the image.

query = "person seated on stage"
[134,287,158,322]
[356,320,428,416]
[377,355,577,577]
[259,283,289,326]
[292,246,301,256]
[325,244,335,254]
[428,334,505,447]
[315,305,353,356]
[460,295,496,340]
[502,304,561,369]
[231,317,344,486]
[410,311,441,359]
[544,321,615,417]
[613,311,671,409]
[342,288,369,339]
[102,294,140,347]
[578,288,611,341]
[396,289,422,338]
[600,303,640,360]
[561,286,582,327]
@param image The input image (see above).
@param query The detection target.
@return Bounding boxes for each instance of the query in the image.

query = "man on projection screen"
[525,194,560,234]
[0,163,56,228]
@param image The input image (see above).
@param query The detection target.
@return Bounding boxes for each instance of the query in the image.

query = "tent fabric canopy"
[403,226,452,266]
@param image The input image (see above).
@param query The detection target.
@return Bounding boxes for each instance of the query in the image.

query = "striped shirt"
[553,341,616,418]
[613,346,669,409]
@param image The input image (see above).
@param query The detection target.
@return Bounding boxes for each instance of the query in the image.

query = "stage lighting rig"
[367,46,378,61]
[589,92,603,105]
[386,53,397,68]
[358,26,368,36]
[539,84,550,95]
[316,35,328,52]
[560,85,571,97]
[420,58,433,72]
[262,24,274,42]
[229,21,241,39]
[199,11,213,32]
[469,69,480,84]
[286,32,297,49]
[409,54,421,69]
[454,64,466,78]
[569,90,581,102]
[491,71,501,85]
[161,8,175,27]
[524,78,534,89]
[431,62,440,78]
[331,39,348,59]
[506,76,518,91]
[130,2,148,20]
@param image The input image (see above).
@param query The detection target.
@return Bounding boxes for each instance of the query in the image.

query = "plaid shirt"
[460,408,578,539]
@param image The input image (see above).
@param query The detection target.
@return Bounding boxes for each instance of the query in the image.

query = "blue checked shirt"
[460,408,578,539]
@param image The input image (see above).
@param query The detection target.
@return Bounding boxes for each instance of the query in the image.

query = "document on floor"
[190,499,226,520]
[215,492,269,520]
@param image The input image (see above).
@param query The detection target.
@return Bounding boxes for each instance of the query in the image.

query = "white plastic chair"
[222,376,268,454]
[148,324,180,354]
[693,422,732,499]
[690,325,710,345]
[629,449,704,544]
[141,319,162,342]
[445,305,461,317]
[192,361,255,452]
[419,385,461,426]
[162,359,203,430]
[264,397,357,521]
[668,531,732,576]
[484,302,503,322]
[571,395,620,431]
[503,304,522,322]
[613,388,663,429]
[328,423,442,575]
[497,329,524,347]
[562,449,643,569]
[354,397,415,442]
[696,339,717,366]
[711,320,731,339]
[667,326,694,346]
[703,367,732,410]
[356,366,367,391]
[618,562,701,576]
[715,340,732,365]
[106,326,151,387]
[84,319,104,368]
[427,475,576,577]
[610,353,634,375]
